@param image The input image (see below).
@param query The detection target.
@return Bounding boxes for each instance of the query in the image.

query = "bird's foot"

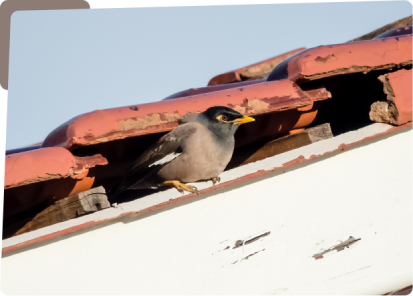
[210,176,221,185]
[159,180,198,194]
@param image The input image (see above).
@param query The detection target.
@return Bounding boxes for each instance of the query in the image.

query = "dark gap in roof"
[298,68,407,136]
[106,185,169,205]
[71,131,169,192]
[71,131,168,160]
[3,186,55,239]
[399,63,411,71]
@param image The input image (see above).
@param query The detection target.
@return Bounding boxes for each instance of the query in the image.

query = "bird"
[109,106,255,198]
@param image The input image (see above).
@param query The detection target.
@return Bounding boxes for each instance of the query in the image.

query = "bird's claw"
[211,176,221,185]
[160,180,198,194]
[184,184,199,195]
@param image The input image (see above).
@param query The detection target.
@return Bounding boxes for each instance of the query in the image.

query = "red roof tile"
[42,80,330,150]
[267,35,412,83]
[386,69,412,125]
[370,69,412,125]
[5,147,107,189]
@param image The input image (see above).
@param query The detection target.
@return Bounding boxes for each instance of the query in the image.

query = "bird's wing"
[110,123,198,197]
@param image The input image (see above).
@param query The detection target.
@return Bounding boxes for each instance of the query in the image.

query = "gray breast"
[157,124,234,183]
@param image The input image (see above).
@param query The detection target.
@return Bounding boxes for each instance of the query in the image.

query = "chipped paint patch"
[232,249,266,264]
[247,99,270,114]
[241,249,265,261]
[162,112,181,122]
[119,113,180,131]
[232,104,246,114]
[299,62,412,83]
[315,54,336,63]
[233,232,271,249]
[313,236,361,260]
[302,89,332,101]
[70,168,89,180]
[369,101,398,125]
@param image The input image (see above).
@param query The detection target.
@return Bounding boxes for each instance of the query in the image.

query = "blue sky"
[6,1,412,149]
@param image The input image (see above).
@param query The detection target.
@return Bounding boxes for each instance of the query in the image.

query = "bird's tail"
[107,182,126,203]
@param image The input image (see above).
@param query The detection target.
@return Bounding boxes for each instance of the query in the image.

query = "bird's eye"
[221,114,228,121]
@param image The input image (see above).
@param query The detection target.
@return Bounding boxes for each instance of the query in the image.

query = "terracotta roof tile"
[42,80,329,150]
[5,147,107,189]
[370,69,412,125]
[267,35,412,83]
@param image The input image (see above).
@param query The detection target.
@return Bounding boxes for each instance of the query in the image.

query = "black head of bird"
[200,106,255,138]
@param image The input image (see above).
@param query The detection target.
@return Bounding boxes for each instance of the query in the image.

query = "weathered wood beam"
[12,186,110,237]
[227,123,333,169]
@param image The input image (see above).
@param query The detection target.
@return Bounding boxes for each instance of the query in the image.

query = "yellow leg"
[210,176,221,185]
[159,180,198,194]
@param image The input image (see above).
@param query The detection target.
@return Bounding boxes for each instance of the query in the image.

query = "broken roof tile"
[4,149,108,220]
[370,69,412,125]
[267,35,412,83]
[4,147,108,189]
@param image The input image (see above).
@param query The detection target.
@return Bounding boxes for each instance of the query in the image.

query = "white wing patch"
[149,152,181,167]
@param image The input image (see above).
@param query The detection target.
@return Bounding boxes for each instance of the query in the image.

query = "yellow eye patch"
[216,114,255,124]
[216,114,230,123]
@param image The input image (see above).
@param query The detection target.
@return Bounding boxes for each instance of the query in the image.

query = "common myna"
[110,106,255,197]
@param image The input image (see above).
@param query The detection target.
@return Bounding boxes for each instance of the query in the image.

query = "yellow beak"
[233,116,255,125]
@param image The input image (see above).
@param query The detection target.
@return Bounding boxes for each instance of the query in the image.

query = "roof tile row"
[3,28,412,228]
